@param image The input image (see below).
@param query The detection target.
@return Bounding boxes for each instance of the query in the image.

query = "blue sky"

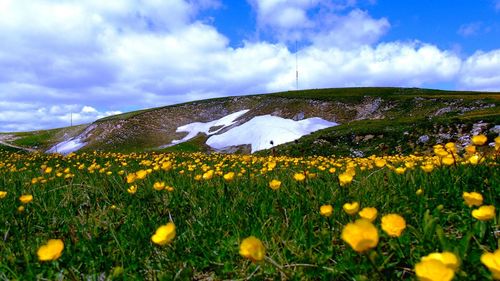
[0,0,499,132]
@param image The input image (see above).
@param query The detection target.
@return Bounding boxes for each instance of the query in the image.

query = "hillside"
[1,87,499,156]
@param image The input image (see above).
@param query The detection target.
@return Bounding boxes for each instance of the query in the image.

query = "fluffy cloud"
[248,0,388,44]
[269,42,461,91]
[0,0,498,132]
[0,102,120,132]
[310,9,390,49]
[459,49,500,91]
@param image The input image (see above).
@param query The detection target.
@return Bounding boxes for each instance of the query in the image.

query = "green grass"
[95,87,500,123]
[0,144,25,153]
[0,146,498,280]
[9,125,88,151]
[159,134,210,153]
[271,112,500,157]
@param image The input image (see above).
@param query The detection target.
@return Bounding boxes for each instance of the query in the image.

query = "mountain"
[1,87,499,156]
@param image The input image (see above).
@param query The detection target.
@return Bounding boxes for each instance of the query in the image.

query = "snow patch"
[46,139,86,155]
[46,125,96,155]
[206,115,338,153]
[168,109,249,145]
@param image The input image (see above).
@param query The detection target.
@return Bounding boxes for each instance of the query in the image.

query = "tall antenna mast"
[70,112,73,127]
[295,40,299,91]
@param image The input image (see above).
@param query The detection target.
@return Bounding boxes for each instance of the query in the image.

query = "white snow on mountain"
[170,109,250,145]
[206,115,338,153]
[46,139,86,155]
[46,125,96,155]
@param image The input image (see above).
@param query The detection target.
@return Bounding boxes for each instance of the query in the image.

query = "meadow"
[0,136,499,280]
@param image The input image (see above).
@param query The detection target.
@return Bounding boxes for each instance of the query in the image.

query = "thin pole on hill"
[70,112,73,127]
[295,40,299,91]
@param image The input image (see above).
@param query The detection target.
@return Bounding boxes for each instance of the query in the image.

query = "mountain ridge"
[1,87,499,156]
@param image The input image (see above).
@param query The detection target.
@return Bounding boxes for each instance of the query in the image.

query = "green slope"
[2,87,499,155]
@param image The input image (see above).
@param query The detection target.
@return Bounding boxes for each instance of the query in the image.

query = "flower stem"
[364,252,386,280]
[265,256,291,279]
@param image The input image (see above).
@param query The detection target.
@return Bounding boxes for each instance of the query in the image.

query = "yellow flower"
[422,252,460,271]
[462,191,483,207]
[374,158,386,168]
[126,173,136,183]
[153,181,165,191]
[394,167,406,174]
[338,172,354,186]
[441,155,455,166]
[17,205,25,212]
[434,146,448,157]
[202,170,214,180]
[343,202,360,215]
[239,236,265,262]
[416,188,424,196]
[420,164,434,173]
[415,258,454,281]
[471,134,488,146]
[320,204,333,217]
[0,191,7,199]
[161,161,172,171]
[481,249,500,280]
[472,205,495,221]
[341,219,379,253]
[381,214,406,237]
[151,222,176,246]
[358,207,378,222]
[468,154,482,165]
[135,170,148,180]
[464,145,476,154]
[223,172,235,182]
[19,194,33,204]
[293,172,306,182]
[269,179,281,190]
[445,142,456,153]
[44,167,53,174]
[127,185,138,194]
[37,239,64,262]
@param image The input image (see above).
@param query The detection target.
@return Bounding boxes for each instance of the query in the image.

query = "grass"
[5,87,498,156]
[95,87,500,123]
[159,134,210,153]
[8,125,88,151]
[272,112,500,157]
[0,144,25,153]
[0,140,499,280]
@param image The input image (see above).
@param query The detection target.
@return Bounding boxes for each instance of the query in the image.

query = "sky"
[1,0,499,132]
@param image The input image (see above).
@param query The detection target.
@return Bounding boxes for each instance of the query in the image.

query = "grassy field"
[0,137,499,280]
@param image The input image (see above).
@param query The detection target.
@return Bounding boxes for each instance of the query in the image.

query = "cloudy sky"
[1,0,499,132]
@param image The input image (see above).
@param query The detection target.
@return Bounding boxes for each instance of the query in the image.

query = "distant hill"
[1,87,499,156]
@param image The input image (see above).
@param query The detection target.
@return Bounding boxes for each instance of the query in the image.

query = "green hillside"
[1,87,498,156]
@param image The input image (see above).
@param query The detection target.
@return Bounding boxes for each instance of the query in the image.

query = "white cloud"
[269,42,462,91]
[310,9,390,49]
[0,0,497,132]
[0,103,121,132]
[249,0,317,41]
[249,0,389,44]
[459,49,500,91]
